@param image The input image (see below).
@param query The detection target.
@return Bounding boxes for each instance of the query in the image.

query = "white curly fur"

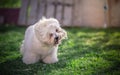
[20,17,67,64]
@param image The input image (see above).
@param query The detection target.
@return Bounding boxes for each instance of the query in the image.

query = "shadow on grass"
[97,58,120,75]
[0,57,69,75]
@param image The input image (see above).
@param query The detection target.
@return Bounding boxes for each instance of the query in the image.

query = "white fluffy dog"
[20,17,67,64]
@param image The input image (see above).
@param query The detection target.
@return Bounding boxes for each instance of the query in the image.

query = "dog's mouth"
[54,36,59,44]
[54,41,59,44]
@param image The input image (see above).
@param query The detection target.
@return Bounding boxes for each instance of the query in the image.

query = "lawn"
[0,25,120,75]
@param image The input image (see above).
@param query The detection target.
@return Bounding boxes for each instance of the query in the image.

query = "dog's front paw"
[43,56,58,64]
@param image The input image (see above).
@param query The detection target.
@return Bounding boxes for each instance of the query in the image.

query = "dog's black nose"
[55,36,59,40]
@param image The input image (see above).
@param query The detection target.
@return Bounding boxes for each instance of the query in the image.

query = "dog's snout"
[55,36,59,40]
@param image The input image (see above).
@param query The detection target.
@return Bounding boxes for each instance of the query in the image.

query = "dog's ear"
[61,29,68,39]
[34,24,44,39]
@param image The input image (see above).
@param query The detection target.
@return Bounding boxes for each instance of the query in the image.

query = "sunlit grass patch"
[0,25,120,75]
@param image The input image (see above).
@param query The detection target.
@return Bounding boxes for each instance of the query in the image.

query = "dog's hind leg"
[22,52,40,64]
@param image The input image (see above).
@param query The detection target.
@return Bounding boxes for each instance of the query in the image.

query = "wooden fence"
[18,0,74,26]
[18,0,120,28]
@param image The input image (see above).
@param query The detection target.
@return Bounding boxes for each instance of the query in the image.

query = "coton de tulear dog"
[20,17,67,64]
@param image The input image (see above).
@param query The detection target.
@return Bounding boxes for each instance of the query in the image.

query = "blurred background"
[0,0,120,75]
[0,0,120,28]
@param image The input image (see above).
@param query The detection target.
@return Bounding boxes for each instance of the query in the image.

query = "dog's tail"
[20,40,24,55]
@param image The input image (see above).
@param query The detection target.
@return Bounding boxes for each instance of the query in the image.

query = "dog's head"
[35,17,67,46]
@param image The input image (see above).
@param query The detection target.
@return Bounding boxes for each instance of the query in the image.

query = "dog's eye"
[56,29,58,32]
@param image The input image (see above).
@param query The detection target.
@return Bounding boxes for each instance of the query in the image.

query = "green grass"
[0,0,21,8]
[0,25,120,75]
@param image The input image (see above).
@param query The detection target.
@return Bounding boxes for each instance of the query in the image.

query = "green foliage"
[0,0,21,8]
[0,25,120,75]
